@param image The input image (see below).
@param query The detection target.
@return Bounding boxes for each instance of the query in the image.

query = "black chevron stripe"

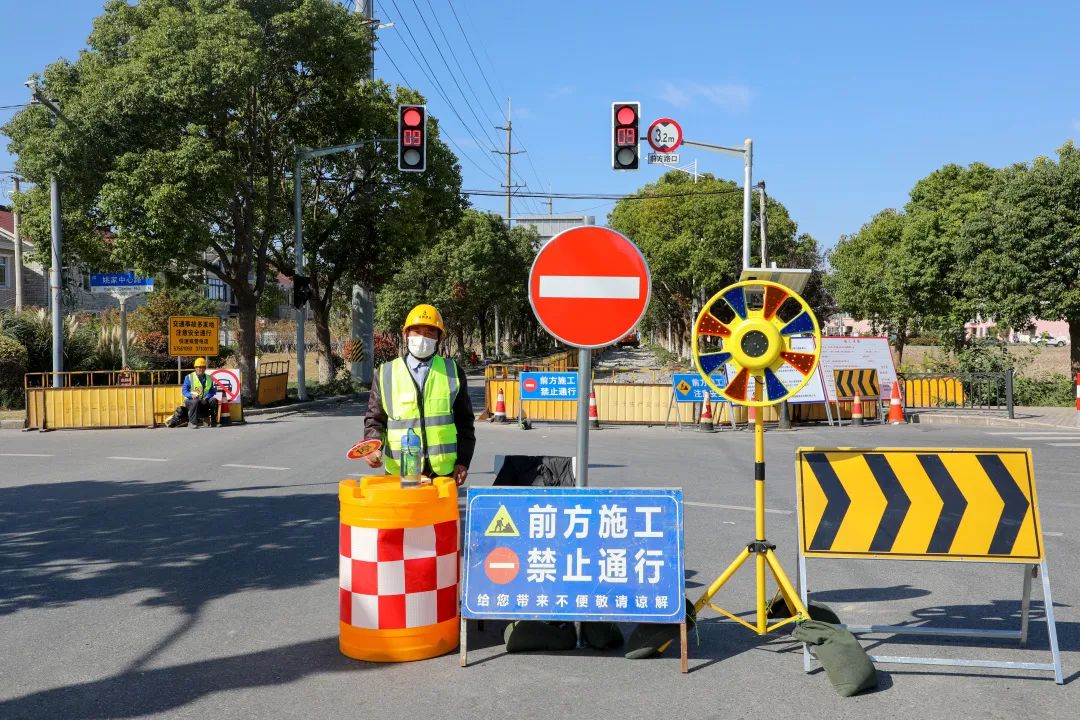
[835,372,850,399]
[807,453,850,551]
[979,454,1030,555]
[918,454,967,554]
[864,454,911,551]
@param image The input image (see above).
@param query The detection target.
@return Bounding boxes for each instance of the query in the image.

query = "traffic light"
[398,104,427,172]
[292,275,311,309]
[612,101,640,170]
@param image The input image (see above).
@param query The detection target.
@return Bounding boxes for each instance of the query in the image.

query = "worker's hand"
[364,450,383,469]
[453,464,468,486]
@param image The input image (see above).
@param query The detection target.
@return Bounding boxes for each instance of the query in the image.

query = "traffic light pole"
[681,138,753,270]
[293,139,392,401]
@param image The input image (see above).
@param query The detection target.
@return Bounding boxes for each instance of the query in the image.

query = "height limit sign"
[647,117,682,165]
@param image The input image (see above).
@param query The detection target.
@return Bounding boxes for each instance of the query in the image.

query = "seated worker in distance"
[181,358,219,428]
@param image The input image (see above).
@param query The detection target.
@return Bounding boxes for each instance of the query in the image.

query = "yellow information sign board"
[796,447,1043,562]
[168,315,220,357]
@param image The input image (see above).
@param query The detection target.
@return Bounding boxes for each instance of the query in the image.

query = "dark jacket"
[364,356,476,472]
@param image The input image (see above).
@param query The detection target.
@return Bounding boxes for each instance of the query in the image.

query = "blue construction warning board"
[519,371,578,401]
[671,372,727,403]
[461,487,685,622]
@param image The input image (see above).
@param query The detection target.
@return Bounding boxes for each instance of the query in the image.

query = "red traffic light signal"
[612,102,640,171]
[398,104,427,172]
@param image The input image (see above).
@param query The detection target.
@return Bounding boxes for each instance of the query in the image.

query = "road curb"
[1,418,25,430]
[243,393,364,417]
[910,412,1079,431]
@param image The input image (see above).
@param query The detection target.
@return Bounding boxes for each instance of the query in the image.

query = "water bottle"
[401,428,422,482]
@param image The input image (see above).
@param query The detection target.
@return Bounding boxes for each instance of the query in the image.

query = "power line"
[445,1,502,112]
[0,103,30,110]
[463,186,752,201]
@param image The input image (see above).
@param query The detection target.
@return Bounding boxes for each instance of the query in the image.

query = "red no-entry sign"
[528,226,651,348]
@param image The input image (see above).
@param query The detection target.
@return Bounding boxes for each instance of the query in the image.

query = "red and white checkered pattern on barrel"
[339,520,458,629]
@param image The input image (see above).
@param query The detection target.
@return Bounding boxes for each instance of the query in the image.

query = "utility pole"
[27,81,66,387]
[12,175,23,311]
[682,137,753,269]
[494,98,525,225]
[758,181,768,268]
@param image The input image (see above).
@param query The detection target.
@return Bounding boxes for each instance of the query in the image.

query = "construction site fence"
[256,360,290,406]
[483,351,578,379]
[484,377,881,425]
[901,370,1013,418]
[20,366,265,430]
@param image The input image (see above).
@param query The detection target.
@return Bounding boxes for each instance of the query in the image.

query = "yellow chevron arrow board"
[831,369,880,400]
[797,448,1043,562]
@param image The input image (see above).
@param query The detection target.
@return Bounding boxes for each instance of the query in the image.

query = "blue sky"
[2,0,1078,250]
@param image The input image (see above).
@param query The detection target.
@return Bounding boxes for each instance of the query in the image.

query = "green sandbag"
[625,598,696,659]
[767,598,842,625]
[503,621,577,653]
[792,620,878,697]
[582,621,623,650]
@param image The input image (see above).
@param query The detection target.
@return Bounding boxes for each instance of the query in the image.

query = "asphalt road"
[1,403,1078,719]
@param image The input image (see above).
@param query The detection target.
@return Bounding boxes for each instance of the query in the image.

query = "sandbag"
[792,620,878,697]
[582,621,623,650]
[503,621,577,653]
[767,598,842,625]
[625,598,696,659]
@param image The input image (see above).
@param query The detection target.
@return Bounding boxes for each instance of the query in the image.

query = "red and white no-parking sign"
[528,226,651,348]
[209,368,241,403]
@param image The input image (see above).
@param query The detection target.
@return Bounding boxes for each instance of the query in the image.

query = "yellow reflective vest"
[379,355,460,476]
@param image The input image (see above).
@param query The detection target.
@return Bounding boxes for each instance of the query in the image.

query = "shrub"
[129,287,219,338]
[0,309,98,373]
[0,334,29,388]
[373,332,398,365]
[1014,374,1075,407]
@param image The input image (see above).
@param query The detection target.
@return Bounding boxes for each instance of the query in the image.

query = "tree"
[964,142,1080,374]
[3,0,373,403]
[608,172,824,356]
[827,210,919,363]
[274,81,464,382]
[375,210,538,357]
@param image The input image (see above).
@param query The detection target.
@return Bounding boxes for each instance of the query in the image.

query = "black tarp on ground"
[493,455,575,487]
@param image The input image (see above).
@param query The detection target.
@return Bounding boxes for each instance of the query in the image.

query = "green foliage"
[0,334,29,388]
[1014,374,1075,407]
[257,284,287,320]
[609,172,825,354]
[376,210,537,356]
[0,309,97,373]
[129,287,219,338]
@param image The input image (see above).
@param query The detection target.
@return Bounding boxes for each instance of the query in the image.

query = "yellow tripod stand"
[690,280,822,634]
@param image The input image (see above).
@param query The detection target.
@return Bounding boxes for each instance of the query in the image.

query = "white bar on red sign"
[538,275,640,300]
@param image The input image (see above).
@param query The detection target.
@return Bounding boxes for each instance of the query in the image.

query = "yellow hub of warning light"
[691,280,822,408]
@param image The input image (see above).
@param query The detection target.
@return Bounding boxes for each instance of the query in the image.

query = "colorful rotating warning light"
[691,280,821,407]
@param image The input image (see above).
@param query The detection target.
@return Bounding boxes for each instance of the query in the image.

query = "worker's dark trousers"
[185,398,218,426]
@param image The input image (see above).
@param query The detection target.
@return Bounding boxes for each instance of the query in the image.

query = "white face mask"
[407,335,438,360]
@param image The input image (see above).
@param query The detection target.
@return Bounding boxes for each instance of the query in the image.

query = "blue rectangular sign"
[462,487,685,622]
[90,272,154,289]
[519,371,578,401]
[672,372,726,403]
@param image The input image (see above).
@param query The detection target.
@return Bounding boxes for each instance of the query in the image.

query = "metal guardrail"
[900,370,1014,419]
[24,369,196,389]
[483,351,578,379]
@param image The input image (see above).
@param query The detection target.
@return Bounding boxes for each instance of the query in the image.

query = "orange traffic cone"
[589,391,600,429]
[888,383,906,425]
[493,388,507,423]
[699,396,716,433]
[851,391,864,426]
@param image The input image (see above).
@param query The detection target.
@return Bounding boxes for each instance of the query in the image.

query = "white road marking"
[1048,443,1080,447]
[1045,532,1064,537]
[0,453,54,457]
[222,463,290,471]
[538,275,640,299]
[107,456,169,462]
[684,501,791,515]
[986,432,1080,437]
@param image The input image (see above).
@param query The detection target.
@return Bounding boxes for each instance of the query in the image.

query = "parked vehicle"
[617,331,640,348]
[1022,334,1069,347]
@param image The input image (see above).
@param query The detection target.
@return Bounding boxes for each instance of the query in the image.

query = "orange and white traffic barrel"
[338,475,459,662]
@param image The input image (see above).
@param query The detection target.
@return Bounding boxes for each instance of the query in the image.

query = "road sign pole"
[119,296,128,368]
[576,349,591,488]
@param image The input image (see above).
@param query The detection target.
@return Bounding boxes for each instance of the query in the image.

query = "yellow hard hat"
[403,304,445,334]
[194,358,207,368]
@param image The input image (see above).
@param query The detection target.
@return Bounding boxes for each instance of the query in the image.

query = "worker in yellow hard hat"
[179,357,218,428]
[363,304,475,485]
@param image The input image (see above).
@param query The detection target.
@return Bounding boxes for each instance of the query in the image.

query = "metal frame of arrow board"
[795,447,1063,684]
